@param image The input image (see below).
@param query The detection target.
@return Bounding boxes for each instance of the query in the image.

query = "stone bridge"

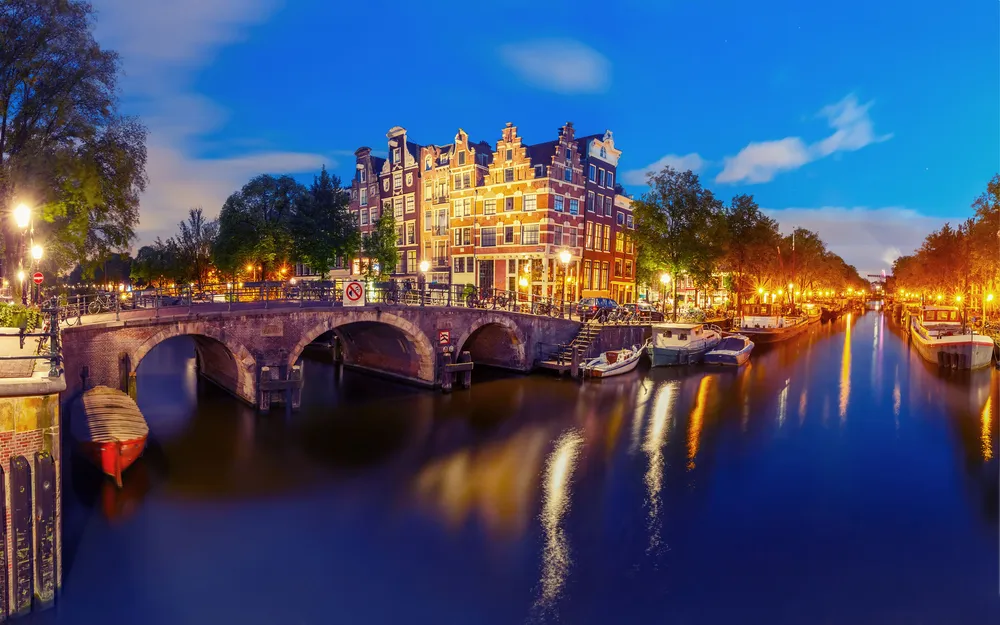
[60,304,580,408]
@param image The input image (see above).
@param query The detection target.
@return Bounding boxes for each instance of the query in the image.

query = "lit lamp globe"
[988,293,995,303]
[31,244,43,261]
[13,204,30,229]
[660,273,670,285]
[16,270,25,283]
[418,260,430,273]
[519,276,528,288]
[558,250,571,265]
[757,287,764,295]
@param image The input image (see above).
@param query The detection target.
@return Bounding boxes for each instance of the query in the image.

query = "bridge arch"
[131,323,257,404]
[454,314,528,371]
[289,311,436,384]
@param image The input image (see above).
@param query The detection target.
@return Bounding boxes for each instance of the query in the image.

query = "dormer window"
[359,168,366,183]
[425,157,432,171]
[506,149,513,161]
[393,148,401,163]
[458,152,466,165]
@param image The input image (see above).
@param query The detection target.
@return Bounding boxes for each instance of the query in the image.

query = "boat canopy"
[742,303,777,316]
[920,306,960,323]
[715,337,749,351]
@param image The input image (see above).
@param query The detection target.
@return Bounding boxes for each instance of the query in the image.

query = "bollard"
[458,350,472,389]
[440,351,453,393]
[571,344,581,379]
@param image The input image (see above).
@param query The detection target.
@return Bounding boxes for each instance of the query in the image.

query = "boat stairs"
[537,322,604,375]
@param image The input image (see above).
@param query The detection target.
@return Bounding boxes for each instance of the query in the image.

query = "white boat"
[908,305,993,370]
[648,323,722,366]
[583,342,646,378]
[704,334,754,366]
[738,303,809,344]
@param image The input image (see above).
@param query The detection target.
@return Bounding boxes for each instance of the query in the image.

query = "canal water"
[37,312,999,624]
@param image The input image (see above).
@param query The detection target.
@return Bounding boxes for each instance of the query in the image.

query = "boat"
[71,386,149,488]
[908,305,994,370]
[648,322,722,366]
[736,303,809,344]
[704,334,754,366]
[800,303,822,324]
[582,341,647,378]
[820,304,841,322]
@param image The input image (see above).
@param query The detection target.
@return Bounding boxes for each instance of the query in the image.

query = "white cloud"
[499,39,611,94]
[717,94,891,184]
[90,0,331,244]
[621,153,706,185]
[762,206,939,275]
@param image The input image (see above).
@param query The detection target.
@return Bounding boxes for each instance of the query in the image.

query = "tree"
[290,166,355,280]
[631,166,725,321]
[722,194,780,311]
[213,174,305,278]
[363,213,399,279]
[175,208,218,287]
[0,0,147,282]
[130,239,180,287]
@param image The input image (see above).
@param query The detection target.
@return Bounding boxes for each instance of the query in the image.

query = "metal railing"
[0,298,63,378]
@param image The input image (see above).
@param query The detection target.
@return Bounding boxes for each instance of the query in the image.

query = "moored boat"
[71,386,149,487]
[582,341,647,378]
[800,303,822,324]
[908,305,993,370]
[705,334,754,366]
[648,322,722,366]
[737,303,809,344]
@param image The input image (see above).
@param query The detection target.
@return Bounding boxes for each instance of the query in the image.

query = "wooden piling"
[458,351,472,389]
[571,345,581,379]
[441,352,454,393]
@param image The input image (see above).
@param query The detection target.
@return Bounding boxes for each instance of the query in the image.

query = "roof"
[575,134,602,158]
[652,322,703,330]
[370,156,386,173]
[525,140,558,168]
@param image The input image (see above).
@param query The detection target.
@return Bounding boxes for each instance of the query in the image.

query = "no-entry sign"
[32,272,43,285]
[343,280,365,307]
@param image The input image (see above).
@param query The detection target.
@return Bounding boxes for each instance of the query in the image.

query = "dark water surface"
[35,312,999,624]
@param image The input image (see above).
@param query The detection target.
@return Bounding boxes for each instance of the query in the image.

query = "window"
[565,227,575,248]
[407,250,416,273]
[383,199,391,214]
[462,227,472,245]
[506,149,513,161]
[424,210,432,231]
[361,209,369,226]
[484,199,497,215]
[463,172,471,188]
[437,209,448,232]
[454,174,463,190]
[504,168,514,182]
[522,224,539,245]
[523,194,536,211]
[393,148,401,163]
[563,167,572,182]
[396,225,404,246]
[360,168,367,183]
[589,164,596,181]
[616,231,624,252]
[587,191,595,212]
[351,188,356,200]
[598,169,605,186]
[405,195,415,213]
[354,210,360,226]
[454,257,464,273]
[425,157,432,171]
[393,172,402,190]
[602,262,610,289]
[627,214,634,229]
[604,225,611,252]
[554,225,562,246]
[406,222,415,245]
[505,197,514,212]
[436,180,448,199]
[594,223,602,249]
[360,187,368,206]
[481,227,497,247]
[569,199,579,215]
[534,164,544,178]
[605,196,613,217]
[508,259,517,274]
[504,225,515,244]
[607,172,614,188]
[424,183,432,200]
[594,263,601,292]
[370,207,378,223]
[626,235,634,254]
[584,260,592,289]
[454,229,463,246]
[617,211,625,225]
[458,151,466,165]
[554,196,564,212]
[625,260,633,278]
[586,222,594,249]
[615,259,623,277]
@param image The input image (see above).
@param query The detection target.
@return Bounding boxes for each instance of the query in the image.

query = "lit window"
[522,224,539,245]
[554,196,564,212]
[523,194,536,211]
[589,164,596,181]
[569,199,579,215]
[484,199,497,215]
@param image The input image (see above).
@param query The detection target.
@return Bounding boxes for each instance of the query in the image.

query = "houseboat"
[800,303,822,324]
[737,303,809,344]
[648,322,722,366]
[908,305,993,370]
[704,334,754,366]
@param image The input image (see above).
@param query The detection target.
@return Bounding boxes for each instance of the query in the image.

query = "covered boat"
[71,386,149,487]
[738,303,809,344]
[582,342,647,378]
[648,323,721,366]
[705,334,754,366]
[800,303,822,324]
[908,305,993,370]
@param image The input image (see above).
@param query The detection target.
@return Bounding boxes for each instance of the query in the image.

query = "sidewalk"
[0,330,47,379]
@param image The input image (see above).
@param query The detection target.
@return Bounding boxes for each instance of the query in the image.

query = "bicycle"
[87,292,114,315]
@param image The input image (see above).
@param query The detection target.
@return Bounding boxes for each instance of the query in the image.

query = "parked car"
[629,300,665,322]
[577,297,618,321]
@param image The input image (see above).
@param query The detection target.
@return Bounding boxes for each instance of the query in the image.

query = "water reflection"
[839,313,853,422]
[533,428,584,614]
[687,376,712,469]
[644,380,679,554]
[983,394,993,462]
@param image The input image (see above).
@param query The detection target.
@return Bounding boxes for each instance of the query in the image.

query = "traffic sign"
[32,272,43,285]
[438,329,451,346]
[343,280,365,307]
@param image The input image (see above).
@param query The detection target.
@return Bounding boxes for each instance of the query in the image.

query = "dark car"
[577,297,618,321]
[630,300,665,322]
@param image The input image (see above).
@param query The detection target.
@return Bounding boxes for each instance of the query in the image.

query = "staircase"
[554,322,603,363]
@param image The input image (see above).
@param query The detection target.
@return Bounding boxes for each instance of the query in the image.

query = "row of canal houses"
[303,121,638,304]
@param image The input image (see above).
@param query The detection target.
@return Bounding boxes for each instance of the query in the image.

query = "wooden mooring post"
[571,345,582,379]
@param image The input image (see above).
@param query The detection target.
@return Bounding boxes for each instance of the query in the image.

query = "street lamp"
[558,249,572,308]
[660,273,671,315]
[418,260,430,273]
[12,204,30,229]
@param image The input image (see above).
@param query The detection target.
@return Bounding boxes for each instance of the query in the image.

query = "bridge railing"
[0,298,62,378]
[55,281,577,321]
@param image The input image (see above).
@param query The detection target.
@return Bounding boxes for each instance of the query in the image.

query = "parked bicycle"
[87,292,115,315]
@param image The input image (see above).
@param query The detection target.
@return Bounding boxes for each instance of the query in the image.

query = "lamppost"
[246,263,255,282]
[13,203,31,305]
[31,244,43,305]
[757,286,764,304]
[788,282,795,308]
[660,273,670,316]
[558,249,572,310]
[418,260,429,303]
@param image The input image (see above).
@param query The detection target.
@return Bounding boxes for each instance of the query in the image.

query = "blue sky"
[91,0,998,275]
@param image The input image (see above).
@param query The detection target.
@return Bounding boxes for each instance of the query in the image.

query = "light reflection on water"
[839,312,853,422]
[644,380,678,555]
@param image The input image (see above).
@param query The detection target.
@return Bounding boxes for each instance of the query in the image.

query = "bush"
[0,303,43,330]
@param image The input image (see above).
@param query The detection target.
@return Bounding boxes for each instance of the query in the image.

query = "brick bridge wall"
[60,306,580,406]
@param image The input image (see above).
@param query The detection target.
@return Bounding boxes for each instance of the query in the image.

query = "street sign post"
[32,272,43,285]
[343,280,365,307]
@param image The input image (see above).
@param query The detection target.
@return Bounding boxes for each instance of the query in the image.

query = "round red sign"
[345,282,363,301]
[32,272,43,285]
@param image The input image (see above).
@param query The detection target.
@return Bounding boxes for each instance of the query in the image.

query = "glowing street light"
[757,287,764,294]
[16,270,25,283]
[988,293,995,303]
[955,295,962,303]
[30,244,43,261]
[12,204,30,229]
[558,250,572,308]
[519,276,528,288]
[660,273,670,285]
[935,294,943,301]
[418,260,430,273]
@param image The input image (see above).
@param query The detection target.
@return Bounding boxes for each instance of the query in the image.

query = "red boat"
[72,386,149,488]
